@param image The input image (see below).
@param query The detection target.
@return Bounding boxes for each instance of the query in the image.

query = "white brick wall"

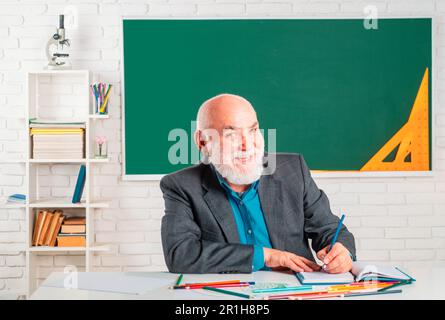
[1,0,445,299]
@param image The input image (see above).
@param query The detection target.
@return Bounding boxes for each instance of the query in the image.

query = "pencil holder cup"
[90,82,112,115]
[94,136,107,159]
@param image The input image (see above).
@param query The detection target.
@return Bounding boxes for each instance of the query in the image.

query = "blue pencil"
[328,214,345,253]
[252,285,313,294]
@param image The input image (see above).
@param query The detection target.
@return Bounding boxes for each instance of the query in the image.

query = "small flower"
[95,136,107,145]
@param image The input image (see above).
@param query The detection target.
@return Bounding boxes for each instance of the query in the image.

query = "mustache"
[232,151,255,159]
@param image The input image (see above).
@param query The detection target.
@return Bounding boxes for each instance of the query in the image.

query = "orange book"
[33,210,48,246]
[49,216,64,247]
[32,210,45,246]
[63,217,86,225]
[57,235,86,247]
[38,212,53,246]
[60,224,86,234]
[44,211,63,246]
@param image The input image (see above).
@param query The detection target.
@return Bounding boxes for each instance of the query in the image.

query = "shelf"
[89,114,109,119]
[28,158,109,163]
[28,246,86,252]
[29,159,87,163]
[89,158,109,163]
[28,245,110,252]
[27,69,89,75]
[28,199,109,208]
[25,68,110,297]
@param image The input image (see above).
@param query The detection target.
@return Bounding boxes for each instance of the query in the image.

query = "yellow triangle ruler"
[361,68,429,171]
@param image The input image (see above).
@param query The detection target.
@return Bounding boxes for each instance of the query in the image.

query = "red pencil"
[182,280,241,287]
[173,281,254,290]
[181,283,252,290]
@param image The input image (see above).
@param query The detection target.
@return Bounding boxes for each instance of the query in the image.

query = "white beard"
[209,148,265,185]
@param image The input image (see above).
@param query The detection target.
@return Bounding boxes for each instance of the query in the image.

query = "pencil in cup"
[100,84,112,114]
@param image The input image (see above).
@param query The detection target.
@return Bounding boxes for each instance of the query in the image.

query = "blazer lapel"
[202,165,240,243]
[258,174,285,249]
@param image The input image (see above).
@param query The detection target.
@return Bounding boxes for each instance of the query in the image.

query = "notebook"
[295,262,415,285]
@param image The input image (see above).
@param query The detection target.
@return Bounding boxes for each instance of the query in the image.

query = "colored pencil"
[180,280,243,287]
[328,214,345,253]
[345,289,403,298]
[322,214,345,270]
[264,289,329,300]
[265,289,403,300]
[252,285,313,294]
[265,290,332,300]
[377,281,411,292]
[172,281,255,290]
[328,283,391,292]
[175,274,183,286]
[202,286,251,299]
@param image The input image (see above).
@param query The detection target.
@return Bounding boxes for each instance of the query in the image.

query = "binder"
[72,165,86,203]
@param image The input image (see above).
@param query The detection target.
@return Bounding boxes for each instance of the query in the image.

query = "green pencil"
[202,286,251,299]
[377,280,411,292]
[175,274,183,286]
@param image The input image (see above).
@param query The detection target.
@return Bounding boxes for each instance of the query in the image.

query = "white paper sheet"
[41,272,173,295]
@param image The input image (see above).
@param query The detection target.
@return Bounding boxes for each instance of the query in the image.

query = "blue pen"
[322,214,345,270]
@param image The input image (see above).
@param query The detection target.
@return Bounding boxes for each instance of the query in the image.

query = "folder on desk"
[41,272,173,295]
[296,262,415,285]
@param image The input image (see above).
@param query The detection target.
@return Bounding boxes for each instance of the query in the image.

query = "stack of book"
[57,217,86,247]
[29,118,85,159]
[7,194,26,204]
[32,209,64,247]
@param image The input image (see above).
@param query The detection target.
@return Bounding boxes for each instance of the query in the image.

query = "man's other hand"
[263,248,321,273]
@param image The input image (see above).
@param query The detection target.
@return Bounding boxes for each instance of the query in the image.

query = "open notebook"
[295,262,415,285]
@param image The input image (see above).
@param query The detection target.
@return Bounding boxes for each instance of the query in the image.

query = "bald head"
[196,93,257,131]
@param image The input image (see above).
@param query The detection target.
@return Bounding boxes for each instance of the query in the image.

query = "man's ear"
[194,130,205,151]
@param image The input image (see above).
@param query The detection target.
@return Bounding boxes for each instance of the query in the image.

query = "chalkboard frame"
[120,16,436,181]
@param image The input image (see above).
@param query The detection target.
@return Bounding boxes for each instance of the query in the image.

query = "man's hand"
[316,243,353,274]
[264,248,321,273]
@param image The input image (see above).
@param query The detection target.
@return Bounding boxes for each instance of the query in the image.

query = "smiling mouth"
[234,154,254,163]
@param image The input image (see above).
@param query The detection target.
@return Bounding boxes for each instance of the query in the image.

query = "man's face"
[218,121,264,174]
[200,97,265,185]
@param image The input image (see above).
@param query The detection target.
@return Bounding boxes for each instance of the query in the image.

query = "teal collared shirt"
[211,166,272,271]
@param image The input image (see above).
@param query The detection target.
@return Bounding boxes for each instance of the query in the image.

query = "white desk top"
[30,267,445,300]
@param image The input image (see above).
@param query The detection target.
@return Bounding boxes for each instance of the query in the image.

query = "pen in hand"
[322,214,345,271]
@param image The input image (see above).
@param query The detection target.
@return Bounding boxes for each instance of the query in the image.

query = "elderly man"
[160,93,356,274]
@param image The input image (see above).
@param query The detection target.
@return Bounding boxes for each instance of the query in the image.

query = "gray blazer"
[160,153,356,274]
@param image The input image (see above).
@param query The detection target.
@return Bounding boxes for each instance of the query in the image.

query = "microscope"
[45,15,71,70]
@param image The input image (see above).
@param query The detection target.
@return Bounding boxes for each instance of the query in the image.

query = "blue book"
[7,194,26,203]
[295,263,415,285]
[72,165,86,203]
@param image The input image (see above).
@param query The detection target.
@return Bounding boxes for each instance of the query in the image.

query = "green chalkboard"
[122,18,432,178]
